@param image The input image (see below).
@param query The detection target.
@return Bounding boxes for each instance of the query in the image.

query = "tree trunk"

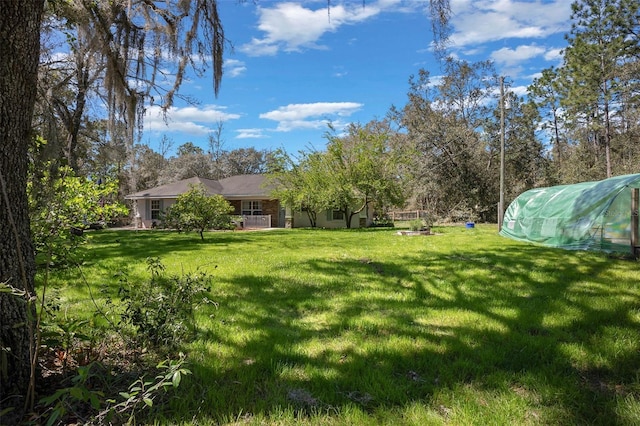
[305,210,317,228]
[65,49,91,172]
[343,208,352,229]
[348,212,359,229]
[0,0,44,416]
[602,81,612,178]
[64,78,88,173]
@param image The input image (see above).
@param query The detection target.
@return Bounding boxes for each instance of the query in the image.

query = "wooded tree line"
[271,0,639,224]
[134,138,276,190]
[30,0,640,226]
[33,1,235,197]
[391,0,640,222]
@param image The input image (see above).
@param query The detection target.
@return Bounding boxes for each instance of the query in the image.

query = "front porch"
[241,215,272,228]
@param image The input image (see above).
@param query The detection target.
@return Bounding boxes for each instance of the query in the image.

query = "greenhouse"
[500,174,640,255]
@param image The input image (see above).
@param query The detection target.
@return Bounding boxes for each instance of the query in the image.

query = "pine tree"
[562,0,639,177]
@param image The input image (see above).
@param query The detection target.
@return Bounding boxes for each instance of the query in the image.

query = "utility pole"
[498,76,505,232]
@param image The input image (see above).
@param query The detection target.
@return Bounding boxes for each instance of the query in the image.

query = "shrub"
[117,257,217,350]
[370,216,394,227]
[38,355,191,426]
[409,219,426,231]
[29,165,128,266]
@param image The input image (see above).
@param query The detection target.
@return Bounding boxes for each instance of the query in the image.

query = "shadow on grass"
[168,243,640,424]
[83,229,257,262]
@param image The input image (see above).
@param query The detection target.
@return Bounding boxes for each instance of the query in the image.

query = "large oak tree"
[0,0,45,412]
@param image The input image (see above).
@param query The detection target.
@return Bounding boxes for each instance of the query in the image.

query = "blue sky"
[141,0,572,156]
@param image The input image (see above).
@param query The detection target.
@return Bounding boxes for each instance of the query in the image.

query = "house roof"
[125,175,273,200]
[217,174,272,198]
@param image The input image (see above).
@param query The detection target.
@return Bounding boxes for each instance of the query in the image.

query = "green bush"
[117,257,216,350]
[370,216,394,227]
[38,355,191,426]
[29,165,128,266]
[409,219,426,231]
[30,257,208,425]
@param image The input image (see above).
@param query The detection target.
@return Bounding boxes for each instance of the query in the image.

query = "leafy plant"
[38,363,105,426]
[29,165,128,266]
[39,316,91,371]
[370,215,394,227]
[162,183,234,240]
[98,354,191,424]
[118,257,217,349]
[31,256,203,425]
[37,355,191,426]
[25,253,215,425]
[409,219,426,231]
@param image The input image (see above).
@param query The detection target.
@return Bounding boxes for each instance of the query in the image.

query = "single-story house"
[125,174,373,229]
[126,175,280,229]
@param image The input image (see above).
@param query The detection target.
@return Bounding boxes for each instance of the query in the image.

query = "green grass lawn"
[44,225,640,425]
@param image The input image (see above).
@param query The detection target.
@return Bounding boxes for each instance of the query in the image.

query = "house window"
[242,200,262,215]
[151,200,161,220]
[330,210,344,221]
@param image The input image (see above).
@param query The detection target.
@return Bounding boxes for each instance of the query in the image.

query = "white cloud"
[490,44,565,70]
[224,59,247,78]
[236,128,267,139]
[260,102,363,132]
[144,105,240,136]
[527,72,543,80]
[333,65,348,78]
[449,0,571,47]
[544,47,564,62]
[428,75,445,87]
[510,84,529,97]
[491,44,546,66]
[240,0,404,56]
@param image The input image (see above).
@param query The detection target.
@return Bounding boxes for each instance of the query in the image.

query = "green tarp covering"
[500,174,640,253]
